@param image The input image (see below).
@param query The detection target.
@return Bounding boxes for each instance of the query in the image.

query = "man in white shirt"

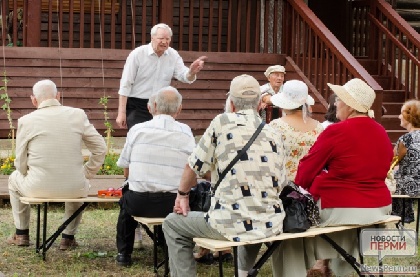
[115,86,196,266]
[116,23,207,130]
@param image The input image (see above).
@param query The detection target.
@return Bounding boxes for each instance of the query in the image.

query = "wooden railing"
[1,0,283,52]
[352,0,420,100]
[282,0,383,119]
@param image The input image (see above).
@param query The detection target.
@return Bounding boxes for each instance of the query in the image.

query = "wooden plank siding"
[0,47,328,139]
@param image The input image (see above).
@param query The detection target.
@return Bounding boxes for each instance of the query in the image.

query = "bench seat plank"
[194,215,401,252]
[20,196,120,204]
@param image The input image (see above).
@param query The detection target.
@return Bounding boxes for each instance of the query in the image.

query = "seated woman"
[321,93,340,129]
[392,100,420,223]
[273,78,393,277]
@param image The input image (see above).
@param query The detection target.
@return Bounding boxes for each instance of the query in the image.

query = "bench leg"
[36,202,90,260]
[42,202,47,261]
[247,241,282,277]
[416,199,420,236]
[35,204,41,254]
[153,225,158,273]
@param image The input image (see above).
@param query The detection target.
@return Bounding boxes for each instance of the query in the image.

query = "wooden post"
[26,0,41,46]
[158,0,173,26]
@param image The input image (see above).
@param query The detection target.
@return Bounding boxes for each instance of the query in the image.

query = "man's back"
[118,114,195,193]
[15,101,106,197]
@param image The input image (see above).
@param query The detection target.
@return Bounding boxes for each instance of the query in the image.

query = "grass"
[0,202,271,276]
[0,202,419,276]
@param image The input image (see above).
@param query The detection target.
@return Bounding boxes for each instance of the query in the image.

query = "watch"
[178,189,190,196]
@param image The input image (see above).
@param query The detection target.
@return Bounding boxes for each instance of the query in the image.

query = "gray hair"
[147,93,157,115]
[230,94,260,110]
[151,23,173,37]
[155,86,182,115]
[32,79,57,103]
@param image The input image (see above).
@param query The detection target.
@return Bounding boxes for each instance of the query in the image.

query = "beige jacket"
[14,99,106,198]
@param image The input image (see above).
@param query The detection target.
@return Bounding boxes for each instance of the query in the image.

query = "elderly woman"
[270,78,393,277]
[392,100,420,223]
[269,80,323,181]
[259,65,286,122]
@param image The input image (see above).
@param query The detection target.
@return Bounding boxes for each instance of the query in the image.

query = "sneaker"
[59,238,78,251]
[6,234,29,247]
[116,253,132,267]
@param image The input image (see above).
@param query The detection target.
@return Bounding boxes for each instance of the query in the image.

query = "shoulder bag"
[190,122,265,212]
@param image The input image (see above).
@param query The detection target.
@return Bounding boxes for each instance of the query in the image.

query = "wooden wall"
[0,47,326,139]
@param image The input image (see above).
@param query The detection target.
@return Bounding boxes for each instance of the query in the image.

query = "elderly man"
[115,86,195,266]
[7,79,106,250]
[259,65,286,122]
[116,22,207,130]
[163,74,288,276]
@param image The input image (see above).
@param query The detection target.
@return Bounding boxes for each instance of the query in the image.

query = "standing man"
[163,74,288,276]
[116,23,207,130]
[7,79,106,250]
[115,86,195,266]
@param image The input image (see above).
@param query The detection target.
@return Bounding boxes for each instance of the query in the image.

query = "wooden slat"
[9,0,119,14]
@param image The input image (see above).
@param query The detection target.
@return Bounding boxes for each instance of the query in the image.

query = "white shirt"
[117,114,195,193]
[118,43,195,99]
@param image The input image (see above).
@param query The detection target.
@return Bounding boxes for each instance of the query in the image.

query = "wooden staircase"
[357,58,406,143]
[394,0,420,33]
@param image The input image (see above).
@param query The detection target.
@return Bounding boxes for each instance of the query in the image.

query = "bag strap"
[213,121,265,193]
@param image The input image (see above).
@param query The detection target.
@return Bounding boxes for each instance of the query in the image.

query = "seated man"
[7,79,107,250]
[163,74,288,276]
[115,86,196,266]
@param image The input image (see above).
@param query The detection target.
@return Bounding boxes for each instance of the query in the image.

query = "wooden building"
[0,0,419,142]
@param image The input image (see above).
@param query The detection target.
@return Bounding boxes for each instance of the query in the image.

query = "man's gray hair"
[155,86,182,115]
[32,79,57,103]
[230,93,260,110]
[151,23,173,37]
[147,93,157,115]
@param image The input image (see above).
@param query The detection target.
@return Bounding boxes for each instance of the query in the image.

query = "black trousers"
[116,189,176,255]
[126,97,153,130]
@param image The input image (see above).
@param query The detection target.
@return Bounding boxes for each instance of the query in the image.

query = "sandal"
[194,253,214,265]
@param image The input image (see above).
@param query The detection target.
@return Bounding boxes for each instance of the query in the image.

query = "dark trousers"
[126,97,153,130]
[116,189,176,255]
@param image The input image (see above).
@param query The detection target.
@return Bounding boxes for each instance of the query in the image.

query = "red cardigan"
[295,117,393,209]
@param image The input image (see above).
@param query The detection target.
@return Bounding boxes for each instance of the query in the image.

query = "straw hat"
[227,74,261,99]
[327,78,375,114]
[271,80,313,110]
[264,65,286,78]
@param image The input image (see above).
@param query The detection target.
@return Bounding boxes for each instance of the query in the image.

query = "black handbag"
[189,121,265,212]
[280,183,311,233]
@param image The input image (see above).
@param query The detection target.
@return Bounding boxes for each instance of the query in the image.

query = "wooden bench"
[391,194,420,233]
[133,217,168,277]
[19,196,119,260]
[193,215,401,277]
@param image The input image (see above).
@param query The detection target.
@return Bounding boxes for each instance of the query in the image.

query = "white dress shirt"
[117,114,195,193]
[118,43,195,99]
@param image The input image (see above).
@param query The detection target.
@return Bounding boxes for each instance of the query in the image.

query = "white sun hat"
[271,80,313,110]
[327,78,375,118]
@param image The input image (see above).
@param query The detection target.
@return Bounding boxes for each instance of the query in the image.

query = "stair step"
[382,102,403,115]
[382,90,406,102]
[357,58,379,75]
[372,75,390,89]
[396,9,420,21]
[381,115,404,130]
[387,130,408,143]
[396,0,420,10]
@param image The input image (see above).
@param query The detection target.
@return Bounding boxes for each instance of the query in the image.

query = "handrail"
[283,0,383,119]
[367,0,420,100]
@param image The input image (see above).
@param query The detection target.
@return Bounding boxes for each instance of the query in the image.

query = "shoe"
[214,252,233,263]
[116,253,132,267]
[195,253,214,265]
[59,238,78,251]
[6,234,29,247]
[404,216,415,224]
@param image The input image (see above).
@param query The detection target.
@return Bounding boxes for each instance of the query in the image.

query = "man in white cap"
[163,74,288,276]
[259,65,286,122]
